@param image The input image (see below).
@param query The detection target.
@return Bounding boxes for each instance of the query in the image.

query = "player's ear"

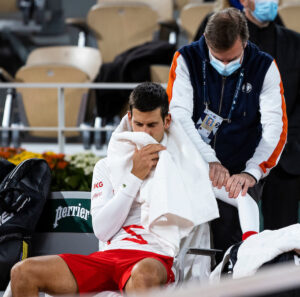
[128,111,133,129]
[128,111,132,121]
[164,113,171,129]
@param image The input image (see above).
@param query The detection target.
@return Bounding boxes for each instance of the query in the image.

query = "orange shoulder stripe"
[166,51,181,104]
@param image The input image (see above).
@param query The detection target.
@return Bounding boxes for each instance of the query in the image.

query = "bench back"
[32,191,98,256]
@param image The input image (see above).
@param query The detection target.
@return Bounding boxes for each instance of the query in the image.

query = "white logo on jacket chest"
[242,83,252,93]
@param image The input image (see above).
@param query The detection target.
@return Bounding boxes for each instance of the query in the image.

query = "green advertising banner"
[36,192,93,233]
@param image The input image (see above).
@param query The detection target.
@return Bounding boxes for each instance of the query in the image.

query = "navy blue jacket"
[178,37,273,174]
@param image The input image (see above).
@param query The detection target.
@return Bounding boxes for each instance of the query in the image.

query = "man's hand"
[225,173,256,198]
[131,144,166,180]
[209,162,230,188]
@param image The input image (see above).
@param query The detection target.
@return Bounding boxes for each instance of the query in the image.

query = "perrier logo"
[54,203,90,228]
[36,198,93,233]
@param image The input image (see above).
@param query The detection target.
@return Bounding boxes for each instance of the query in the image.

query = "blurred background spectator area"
[0,0,299,75]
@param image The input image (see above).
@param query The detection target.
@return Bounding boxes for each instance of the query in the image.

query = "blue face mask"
[252,1,278,22]
[209,50,242,76]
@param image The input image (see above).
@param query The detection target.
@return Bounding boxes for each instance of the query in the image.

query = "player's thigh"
[13,255,78,295]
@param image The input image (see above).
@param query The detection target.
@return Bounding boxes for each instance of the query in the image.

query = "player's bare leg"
[11,255,78,297]
[125,257,168,293]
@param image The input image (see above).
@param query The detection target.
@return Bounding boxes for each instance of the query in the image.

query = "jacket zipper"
[213,76,226,149]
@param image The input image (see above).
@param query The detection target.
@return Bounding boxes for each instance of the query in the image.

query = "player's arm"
[91,144,164,242]
[91,159,142,242]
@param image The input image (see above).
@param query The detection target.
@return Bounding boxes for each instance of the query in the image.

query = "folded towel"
[210,224,300,281]
[233,223,300,278]
[107,114,219,255]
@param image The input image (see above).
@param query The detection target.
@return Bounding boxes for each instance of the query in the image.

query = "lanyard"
[202,61,244,122]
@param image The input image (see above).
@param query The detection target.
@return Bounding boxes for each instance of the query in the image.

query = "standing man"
[237,0,300,231]
[167,8,287,254]
[194,0,300,230]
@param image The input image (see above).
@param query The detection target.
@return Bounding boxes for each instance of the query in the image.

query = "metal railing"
[0,82,163,153]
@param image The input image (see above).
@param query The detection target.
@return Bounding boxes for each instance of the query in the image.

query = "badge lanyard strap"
[202,60,244,123]
[202,60,209,108]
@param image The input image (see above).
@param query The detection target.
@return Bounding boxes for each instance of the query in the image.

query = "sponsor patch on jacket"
[93,181,103,189]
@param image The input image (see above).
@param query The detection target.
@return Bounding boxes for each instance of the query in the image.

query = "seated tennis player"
[10,82,259,296]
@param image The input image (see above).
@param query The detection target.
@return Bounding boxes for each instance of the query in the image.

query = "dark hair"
[204,8,249,51]
[129,82,169,119]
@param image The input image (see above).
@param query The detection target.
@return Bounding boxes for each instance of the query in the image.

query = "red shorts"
[59,249,174,294]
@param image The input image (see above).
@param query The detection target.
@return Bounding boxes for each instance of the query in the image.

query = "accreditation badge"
[196,108,223,144]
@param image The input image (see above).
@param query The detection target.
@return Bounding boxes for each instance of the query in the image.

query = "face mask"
[252,1,278,22]
[209,50,242,76]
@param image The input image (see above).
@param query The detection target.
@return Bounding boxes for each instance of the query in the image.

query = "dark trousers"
[262,166,300,230]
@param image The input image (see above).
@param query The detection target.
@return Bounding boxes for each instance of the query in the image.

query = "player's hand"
[131,144,166,180]
[225,173,256,198]
[209,162,230,189]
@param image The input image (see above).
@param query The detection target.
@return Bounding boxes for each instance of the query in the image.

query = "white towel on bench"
[233,223,300,278]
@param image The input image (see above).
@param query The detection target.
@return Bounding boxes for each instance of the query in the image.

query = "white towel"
[210,224,300,282]
[107,114,219,255]
[233,223,300,278]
